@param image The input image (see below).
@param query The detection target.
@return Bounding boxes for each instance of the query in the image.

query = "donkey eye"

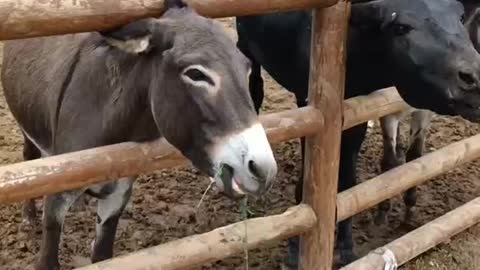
[391,23,413,36]
[460,14,466,24]
[184,68,214,85]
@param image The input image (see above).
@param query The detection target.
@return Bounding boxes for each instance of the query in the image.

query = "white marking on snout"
[181,65,221,94]
[237,123,276,178]
[211,123,277,191]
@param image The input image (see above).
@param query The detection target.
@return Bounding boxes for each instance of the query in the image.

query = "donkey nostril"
[458,71,476,87]
[248,160,262,179]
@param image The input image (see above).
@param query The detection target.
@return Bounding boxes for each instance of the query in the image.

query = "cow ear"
[100,18,154,54]
[350,0,386,30]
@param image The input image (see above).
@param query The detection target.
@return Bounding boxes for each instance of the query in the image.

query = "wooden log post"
[340,197,480,270]
[76,204,316,270]
[0,0,337,40]
[299,1,350,270]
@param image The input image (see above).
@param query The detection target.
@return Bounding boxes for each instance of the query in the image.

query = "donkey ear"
[100,19,154,54]
[350,0,386,29]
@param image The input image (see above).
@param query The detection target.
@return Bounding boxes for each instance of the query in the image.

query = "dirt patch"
[0,18,479,270]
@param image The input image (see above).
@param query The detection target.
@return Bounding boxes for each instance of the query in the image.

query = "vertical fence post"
[299,1,351,270]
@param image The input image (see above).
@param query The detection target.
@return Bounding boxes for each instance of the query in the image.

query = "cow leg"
[336,123,367,266]
[403,110,432,221]
[236,27,264,112]
[283,97,309,269]
[91,177,134,263]
[375,113,404,225]
[20,133,41,231]
[35,191,82,270]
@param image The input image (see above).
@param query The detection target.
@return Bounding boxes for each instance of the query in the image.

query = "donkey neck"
[51,44,161,154]
[96,50,161,144]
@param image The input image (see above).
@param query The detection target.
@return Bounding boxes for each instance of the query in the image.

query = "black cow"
[236,0,480,267]
[375,0,480,228]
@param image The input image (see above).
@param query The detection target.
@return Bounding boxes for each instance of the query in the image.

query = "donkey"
[376,1,480,226]
[235,0,480,267]
[1,1,277,269]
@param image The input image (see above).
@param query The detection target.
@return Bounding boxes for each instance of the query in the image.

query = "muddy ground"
[0,18,480,270]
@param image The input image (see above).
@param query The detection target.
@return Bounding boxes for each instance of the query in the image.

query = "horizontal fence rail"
[76,204,316,270]
[0,0,338,40]
[341,197,480,270]
[0,107,322,204]
[0,88,405,205]
[343,87,408,130]
[336,132,480,222]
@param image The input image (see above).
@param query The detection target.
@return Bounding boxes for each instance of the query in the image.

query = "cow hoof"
[283,237,299,270]
[281,262,298,270]
[34,261,59,270]
[35,266,59,270]
[19,218,35,232]
[374,211,388,225]
[404,206,416,222]
[338,249,357,267]
[282,254,298,270]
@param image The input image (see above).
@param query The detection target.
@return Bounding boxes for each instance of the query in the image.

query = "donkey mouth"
[212,164,248,199]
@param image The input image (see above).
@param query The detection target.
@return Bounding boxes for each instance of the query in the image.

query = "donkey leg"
[375,113,404,225]
[403,110,432,221]
[91,177,134,263]
[35,191,82,270]
[20,133,41,231]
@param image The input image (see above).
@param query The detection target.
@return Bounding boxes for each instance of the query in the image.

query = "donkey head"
[100,0,277,198]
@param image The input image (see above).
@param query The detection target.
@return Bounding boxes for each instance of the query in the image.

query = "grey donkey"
[1,1,277,269]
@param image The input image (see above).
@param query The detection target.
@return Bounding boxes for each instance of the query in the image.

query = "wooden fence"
[1,0,480,269]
